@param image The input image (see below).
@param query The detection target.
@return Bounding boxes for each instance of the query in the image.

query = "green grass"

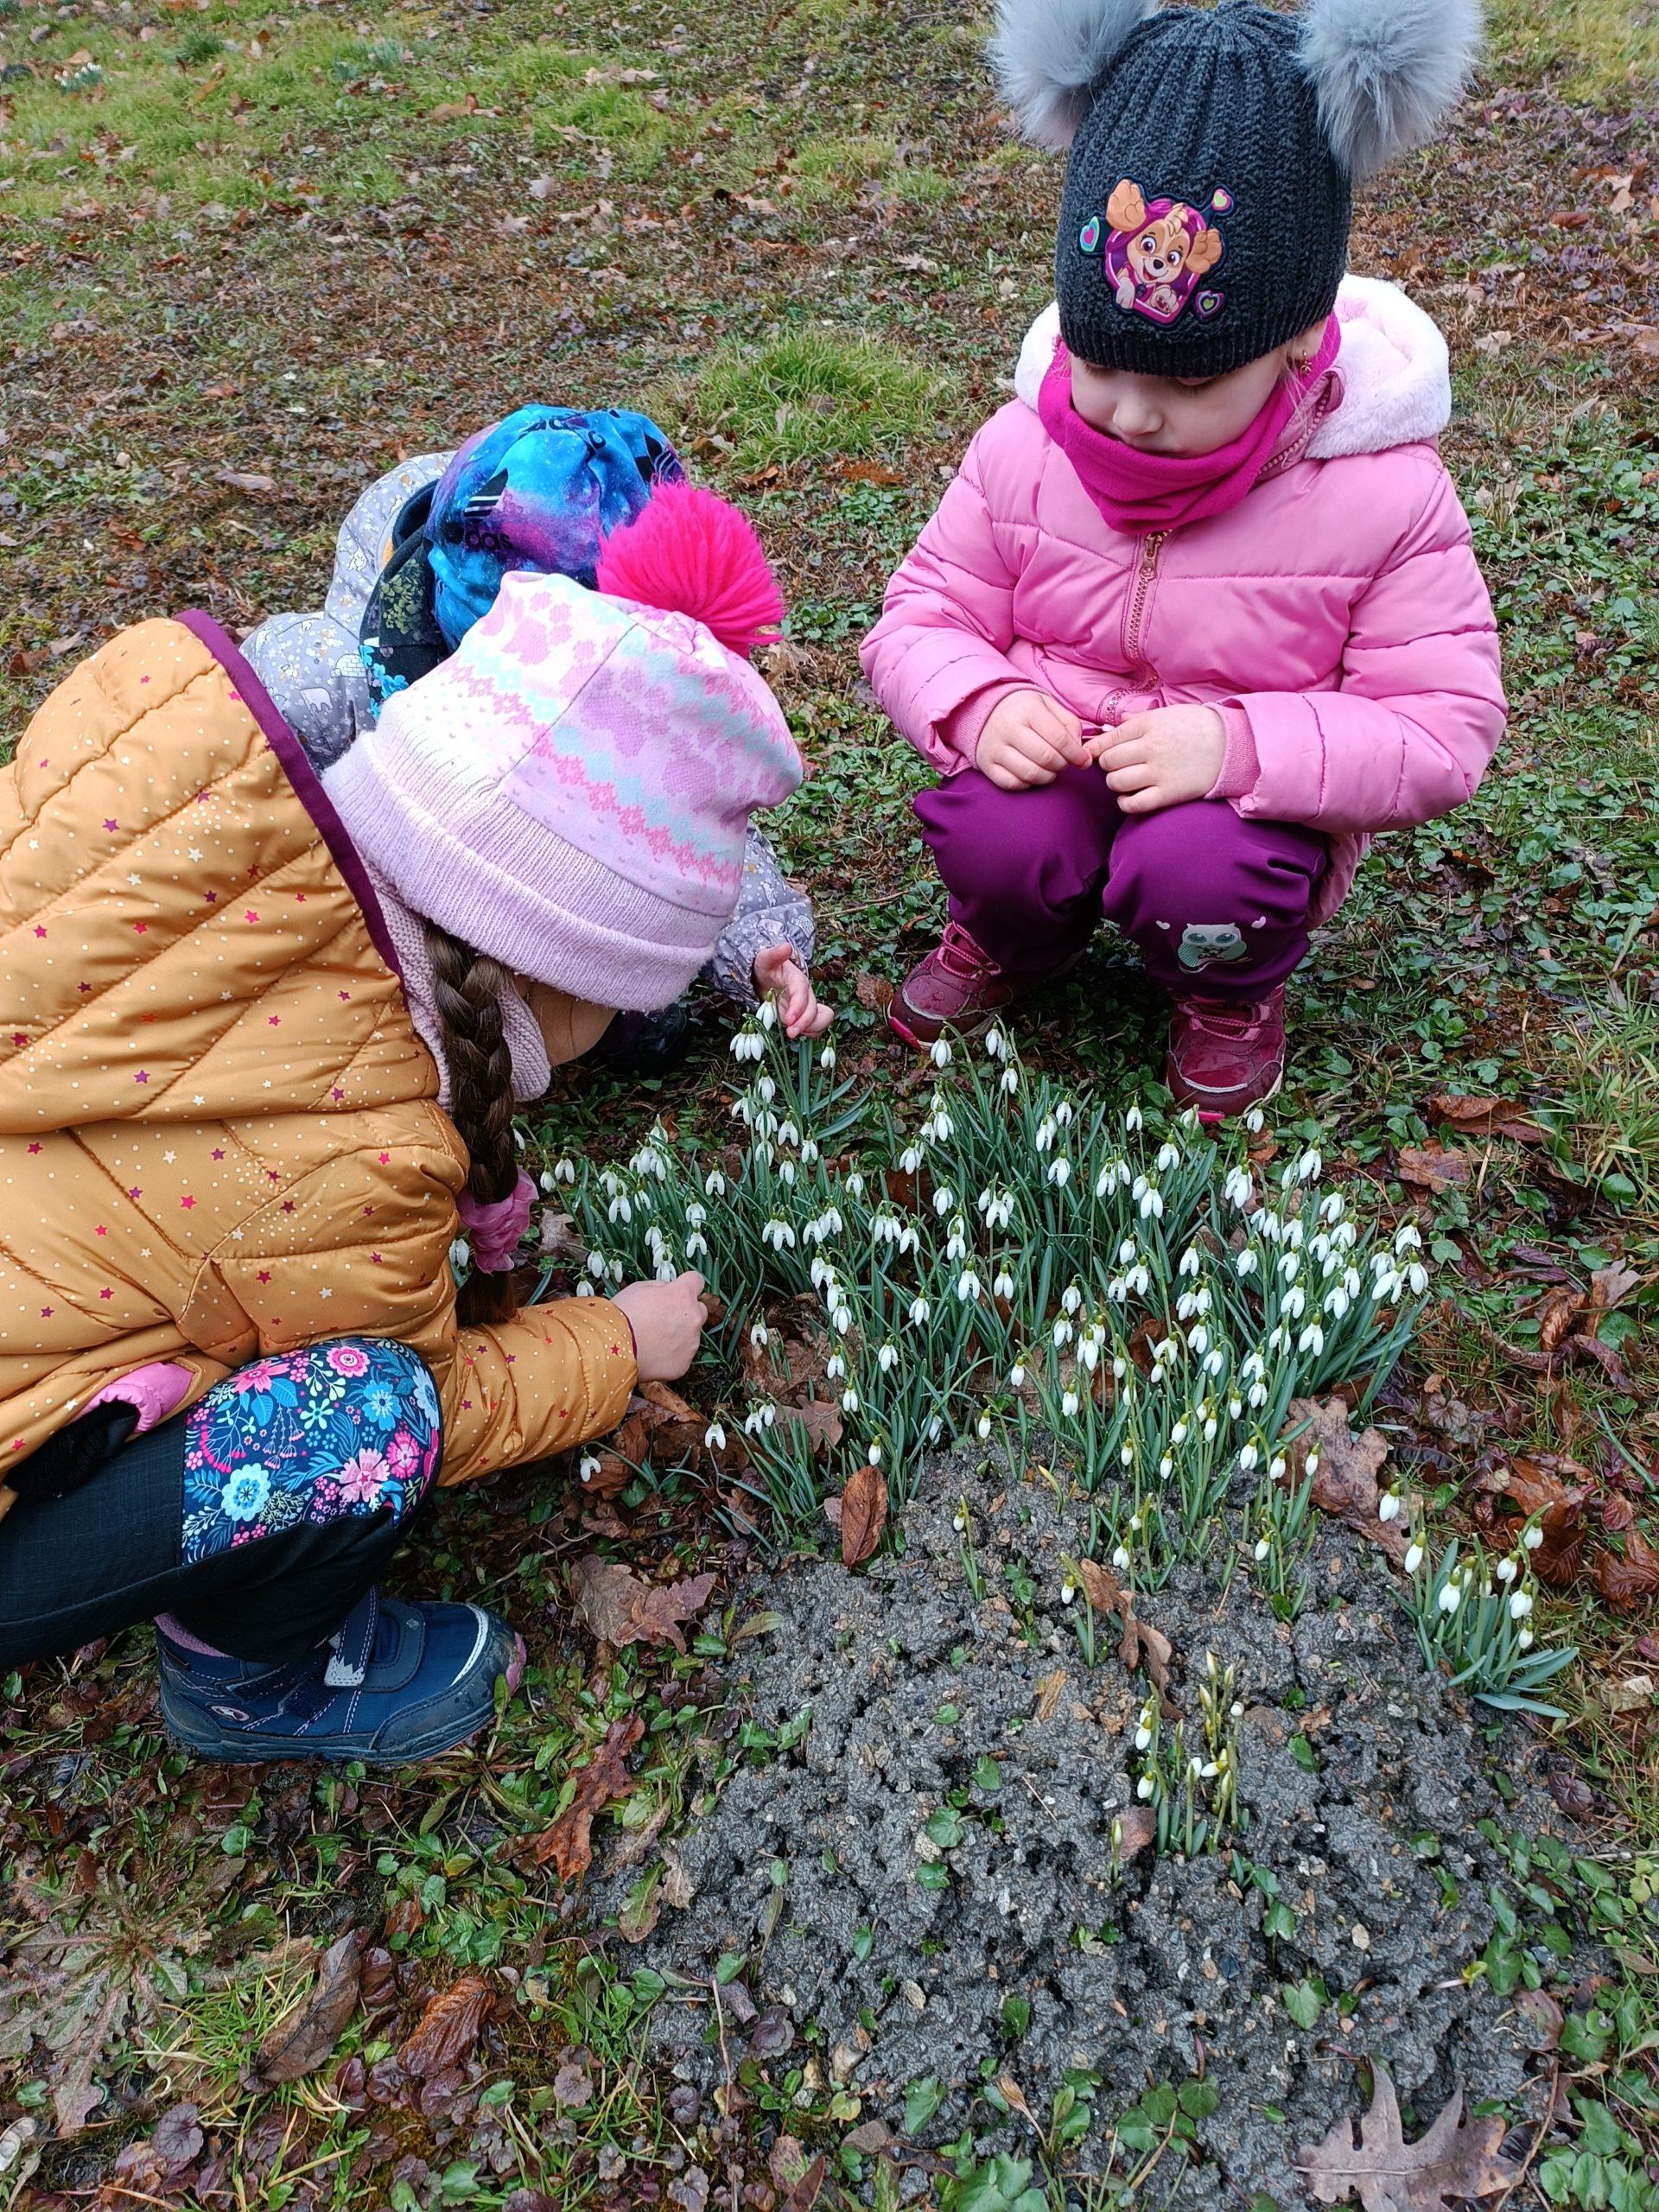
[667,327,957,472]
[1487,0,1659,99]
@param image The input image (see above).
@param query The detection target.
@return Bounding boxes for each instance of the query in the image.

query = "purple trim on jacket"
[176,609,404,981]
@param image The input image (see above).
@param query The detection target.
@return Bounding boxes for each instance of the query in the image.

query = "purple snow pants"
[913,765,1328,999]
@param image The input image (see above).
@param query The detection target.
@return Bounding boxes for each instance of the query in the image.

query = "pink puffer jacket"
[861,276,1505,926]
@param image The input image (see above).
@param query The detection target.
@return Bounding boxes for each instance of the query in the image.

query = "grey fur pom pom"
[1298,0,1482,175]
[990,0,1160,148]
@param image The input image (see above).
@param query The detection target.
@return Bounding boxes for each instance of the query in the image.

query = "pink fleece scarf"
[1037,316,1341,537]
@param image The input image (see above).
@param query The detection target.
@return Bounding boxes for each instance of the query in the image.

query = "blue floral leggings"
[2,1338,443,1670]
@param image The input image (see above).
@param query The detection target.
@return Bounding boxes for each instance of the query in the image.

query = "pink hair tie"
[456,1169,536,1273]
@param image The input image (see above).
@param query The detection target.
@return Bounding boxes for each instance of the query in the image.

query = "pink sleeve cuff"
[84,1361,194,1436]
[941,680,1032,771]
[1206,703,1261,802]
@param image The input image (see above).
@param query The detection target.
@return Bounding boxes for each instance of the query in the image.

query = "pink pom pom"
[594,480,785,660]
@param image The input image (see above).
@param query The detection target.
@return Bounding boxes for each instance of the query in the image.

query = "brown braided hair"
[424,918,524,1328]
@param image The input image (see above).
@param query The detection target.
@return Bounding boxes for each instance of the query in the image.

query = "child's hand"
[613,1271,709,1381]
[753,943,833,1039]
[975,689,1087,791]
[1090,706,1227,814]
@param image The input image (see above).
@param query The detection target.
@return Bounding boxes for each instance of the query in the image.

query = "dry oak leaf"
[841,1462,887,1567]
[1592,1525,1659,1611]
[1299,2063,1520,2210]
[570,1555,715,1653]
[1115,1805,1158,1862]
[398,1973,495,2080]
[214,467,276,495]
[1426,1092,1547,1145]
[1287,1398,1407,1565]
[1396,1144,1471,1191]
[1484,1458,1586,1589]
[532,1713,645,1879]
[1076,1557,1177,1714]
[249,1929,364,2087]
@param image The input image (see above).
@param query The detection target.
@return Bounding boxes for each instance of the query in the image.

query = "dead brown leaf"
[1033,1668,1067,1722]
[397,1974,495,2081]
[1115,1805,1158,1861]
[1299,2062,1520,2209]
[1535,1286,1583,1354]
[213,467,275,494]
[1484,1459,1586,1588]
[781,2154,826,2212]
[1396,1145,1471,1191]
[570,1555,716,1653]
[1589,1261,1642,1309]
[1077,1557,1176,1713]
[1426,1092,1547,1145]
[841,1463,887,1567]
[854,971,893,1015]
[532,1713,645,1878]
[1593,1527,1659,1611]
[1286,1398,1406,1564]
[249,1930,363,2087]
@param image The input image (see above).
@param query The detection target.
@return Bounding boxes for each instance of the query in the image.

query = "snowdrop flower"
[1509,1591,1533,1621]
[1240,1442,1261,1472]
[730,1026,762,1064]
[1403,1541,1425,1575]
[777,1119,800,1149]
[778,1161,797,1188]
[1052,1318,1073,1350]
[1395,1224,1422,1255]
[1159,1455,1173,1479]
[1113,1545,1131,1570]
[1187,1325,1211,1356]
[705,1169,728,1199]
[1060,1578,1076,1605]
[1254,1537,1271,1563]
[1137,1776,1155,1800]
[1171,1419,1189,1446]
[607,1193,632,1225]
[1048,1156,1071,1188]
[587,1251,608,1281]
[1009,1363,1027,1389]
[877,1344,899,1375]
[579,1452,602,1485]
[1178,1245,1201,1279]
[1438,1578,1464,1615]
[1139,1185,1163,1221]
[1268,1457,1287,1483]
[984,1026,1007,1061]
[762,1218,796,1252]
[848,1172,866,1199]
[1125,1104,1144,1133]
[909,1297,932,1327]
[1079,1338,1100,1375]
[1279,1249,1302,1282]
[931,1037,952,1069]
[1249,1382,1268,1410]
[899,1145,924,1175]
[1157,1142,1182,1175]
[1297,1323,1325,1357]
[1001,1068,1020,1096]
[819,1042,837,1073]
[1062,1390,1080,1418]
[978,1414,994,1441]
[1496,1556,1518,1584]
[1135,1722,1153,1751]
[833,1306,851,1334]
[993,1270,1015,1302]
[1325,1287,1351,1321]
[1523,1526,1544,1552]
[1224,1166,1253,1211]
[703,1423,727,1453]
[1406,1262,1428,1296]
[1297,1148,1322,1184]
[1236,1249,1259,1278]
[946,1227,969,1262]
[933,1184,957,1217]
[1283,1285,1306,1320]
[1245,1107,1265,1134]
[755,1075,777,1105]
[957,1270,982,1303]
[899,1224,921,1256]
[927,1415,945,1442]
[869,1443,883,1465]
[450,1237,472,1274]
[826,1353,846,1382]
[1377,1491,1402,1524]
[1518,1628,1535,1650]
[841,1388,860,1414]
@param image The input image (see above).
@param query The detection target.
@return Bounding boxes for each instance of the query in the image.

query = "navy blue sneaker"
[157,1588,525,1764]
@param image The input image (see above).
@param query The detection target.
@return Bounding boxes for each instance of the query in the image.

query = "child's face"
[1070,327,1321,458]
[518,979,618,1066]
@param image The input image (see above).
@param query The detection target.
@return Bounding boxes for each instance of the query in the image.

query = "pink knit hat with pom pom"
[324,486,803,1012]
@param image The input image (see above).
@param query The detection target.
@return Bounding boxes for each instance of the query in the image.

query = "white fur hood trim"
[1012,274,1452,459]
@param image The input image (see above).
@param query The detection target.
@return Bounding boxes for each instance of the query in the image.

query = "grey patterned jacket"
[241,455,814,1005]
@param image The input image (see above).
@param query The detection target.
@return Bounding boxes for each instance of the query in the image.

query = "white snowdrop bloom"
[871,1344,897,1375]
[1320,1251,1341,1281]
[1260,1211,1282,1244]
[931,1037,953,1070]
[758,999,778,1031]
[1230,1395,1243,1420]
[1269,1457,1287,1483]
[1177,1290,1197,1323]
[450,1238,472,1274]
[1170,1419,1189,1446]
[1522,1525,1544,1552]
[756,1075,777,1104]
[946,1230,968,1262]
[1131,1173,1149,1202]
[778,1160,798,1187]
[1509,1591,1534,1621]
[1325,1287,1351,1321]
[1114,1357,1129,1382]
[994,1270,1016,1302]
[978,1414,994,1442]
[1306,1451,1319,1476]
[1048,1157,1072,1188]
[703,1423,727,1452]
[655,1261,677,1282]
[1159,1455,1173,1479]
[1377,1491,1402,1524]
[1187,1325,1211,1356]
[933,1184,957,1217]
[1337,1221,1358,1252]
[1254,1538,1271,1563]
[909,1298,932,1327]
[1108,1277,1128,1305]
[762,1218,796,1252]
[899,1225,921,1257]
[1062,1391,1081,1419]
[1297,1323,1325,1357]
[899,1146,924,1175]
[953,1509,968,1533]
[607,1259,625,1287]
[1298,1148,1323,1184]
[1189,1758,1205,1782]
[1001,1068,1020,1096]
[1284,1217,1306,1251]
[1061,1281,1084,1315]
[1319,1192,1344,1225]
[1178,1244,1201,1279]
[841,1388,861,1414]
[819,1043,837,1073]
[1394,1224,1422,1254]
[1079,1338,1100,1374]
[705,1169,728,1198]
[1035,1117,1057,1154]
[1249,1382,1268,1410]
[576,1281,595,1298]
[1244,1106,1265,1134]
[1157,1142,1182,1175]
[1438,1580,1464,1616]
[1224,1167,1253,1211]
[1140,1186,1164,1221]
[1009,1364,1027,1389]
[539,1170,559,1196]
[1204,1416,1218,1441]
[927,1416,945,1442]
[1125,1104,1145,1133]
[1137,1776,1155,1800]
[1518,1628,1535,1650]
[1236,1249,1259,1278]
[729,1027,760,1063]
[1344,1267,1362,1300]
[587,1250,608,1280]
[1121,1446,1135,1469]
[957,1270,982,1303]
[579,1453,602,1485]
[848,1173,867,1199]
[1495,1556,1518,1584]
[1135,1724,1154,1751]
[1114,1545,1132,1570]
[1240,1442,1261,1472]
[826,1354,847,1382]
[1283,1285,1306,1320]
[810,1255,830,1288]
[1404,1542,1425,1575]
[984,1026,1007,1062]
[1052,1318,1073,1350]
[777,1119,800,1149]
[1059,1579,1076,1606]
[869,1443,883,1465]
[1407,1262,1428,1296]
[1279,1249,1302,1281]
[833,1306,852,1334]
[607,1194,632,1225]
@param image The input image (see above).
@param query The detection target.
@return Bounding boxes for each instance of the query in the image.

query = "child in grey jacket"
[244,406,825,1038]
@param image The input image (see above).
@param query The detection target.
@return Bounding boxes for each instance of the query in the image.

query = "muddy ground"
[594,1452,1568,2204]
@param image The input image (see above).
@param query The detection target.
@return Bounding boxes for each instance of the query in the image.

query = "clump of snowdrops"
[559,1011,1573,1719]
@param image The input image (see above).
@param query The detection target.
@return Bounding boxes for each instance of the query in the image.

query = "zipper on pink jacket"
[1122,531,1166,677]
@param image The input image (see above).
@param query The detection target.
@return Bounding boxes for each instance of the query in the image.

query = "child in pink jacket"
[861,0,1505,1116]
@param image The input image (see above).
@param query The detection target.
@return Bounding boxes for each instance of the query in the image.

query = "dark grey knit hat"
[994,0,1481,378]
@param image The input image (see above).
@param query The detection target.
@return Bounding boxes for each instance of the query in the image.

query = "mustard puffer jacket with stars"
[0,613,636,1526]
